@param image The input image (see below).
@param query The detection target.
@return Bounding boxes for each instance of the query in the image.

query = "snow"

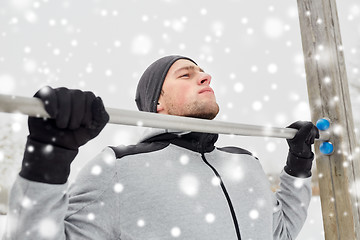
[137,219,146,227]
[170,227,181,237]
[87,213,95,221]
[294,178,305,189]
[266,142,276,152]
[38,218,58,238]
[179,175,199,197]
[20,196,33,209]
[179,154,189,165]
[113,183,124,193]
[252,101,263,111]
[211,176,221,186]
[24,10,37,23]
[0,75,15,94]
[43,144,53,153]
[27,145,35,152]
[249,209,259,220]
[91,165,102,175]
[251,65,258,72]
[233,82,244,93]
[264,17,284,39]
[205,213,215,223]
[267,63,278,74]
[131,35,152,55]
[0,0,359,238]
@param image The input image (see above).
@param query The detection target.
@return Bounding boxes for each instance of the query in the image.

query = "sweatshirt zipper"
[200,152,242,240]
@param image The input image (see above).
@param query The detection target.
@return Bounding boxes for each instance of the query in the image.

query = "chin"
[185,104,220,120]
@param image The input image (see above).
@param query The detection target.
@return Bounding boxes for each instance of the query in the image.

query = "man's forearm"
[3,176,68,239]
[272,170,312,240]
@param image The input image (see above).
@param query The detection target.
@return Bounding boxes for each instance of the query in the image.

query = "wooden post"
[297,0,360,239]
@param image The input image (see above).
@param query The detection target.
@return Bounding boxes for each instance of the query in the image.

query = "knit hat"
[135,55,197,113]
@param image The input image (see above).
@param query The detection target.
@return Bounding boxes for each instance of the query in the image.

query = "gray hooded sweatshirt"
[4,55,311,239]
[3,129,311,240]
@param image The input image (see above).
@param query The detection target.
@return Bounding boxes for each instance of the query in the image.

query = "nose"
[198,72,212,85]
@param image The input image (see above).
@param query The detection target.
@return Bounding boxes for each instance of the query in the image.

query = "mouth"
[199,87,214,94]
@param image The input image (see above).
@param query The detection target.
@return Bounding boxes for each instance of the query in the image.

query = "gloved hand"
[19,86,109,184]
[284,121,319,178]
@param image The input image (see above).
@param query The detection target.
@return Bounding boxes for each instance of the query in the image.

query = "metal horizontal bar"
[0,93,330,140]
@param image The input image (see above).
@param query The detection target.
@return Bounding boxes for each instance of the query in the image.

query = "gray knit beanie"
[135,55,197,113]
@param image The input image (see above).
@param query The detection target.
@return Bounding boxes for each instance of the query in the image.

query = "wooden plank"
[297,0,360,239]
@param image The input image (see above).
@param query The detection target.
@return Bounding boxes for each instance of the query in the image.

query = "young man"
[4,55,318,239]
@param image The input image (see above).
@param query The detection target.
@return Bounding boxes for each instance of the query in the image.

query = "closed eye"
[180,74,190,78]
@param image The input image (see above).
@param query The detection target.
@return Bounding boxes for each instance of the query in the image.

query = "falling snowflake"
[27,145,34,153]
[196,7,206,16]
[170,227,181,237]
[21,196,33,209]
[264,17,284,39]
[267,63,278,74]
[233,82,244,93]
[71,39,78,46]
[179,175,199,196]
[114,40,121,48]
[131,35,152,55]
[249,209,259,219]
[105,69,112,77]
[91,165,102,175]
[257,198,266,208]
[23,59,37,73]
[87,213,95,221]
[349,179,360,199]
[102,152,115,165]
[0,74,15,94]
[275,113,288,125]
[113,183,124,193]
[224,158,244,181]
[170,19,186,32]
[11,122,22,132]
[294,178,305,188]
[211,21,224,37]
[205,213,215,223]
[266,142,276,152]
[53,48,61,56]
[25,11,37,23]
[137,219,146,227]
[252,101,263,111]
[292,101,311,120]
[179,155,189,165]
[43,144,53,153]
[38,218,58,238]
[211,176,221,186]
[251,65,258,72]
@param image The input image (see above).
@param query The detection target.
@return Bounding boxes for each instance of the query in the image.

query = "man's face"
[157,59,219,120]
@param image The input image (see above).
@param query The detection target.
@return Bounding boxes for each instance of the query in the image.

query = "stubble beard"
[167,100,220,120]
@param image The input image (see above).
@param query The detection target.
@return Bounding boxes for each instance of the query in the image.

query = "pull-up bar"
[0,93,331,143]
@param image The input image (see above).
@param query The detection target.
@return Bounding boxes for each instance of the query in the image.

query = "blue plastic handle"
[320,142,334,155]
[316,118,330,131]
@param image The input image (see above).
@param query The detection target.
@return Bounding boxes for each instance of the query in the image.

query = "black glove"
[19,86,109,184]
[284,121,319,178]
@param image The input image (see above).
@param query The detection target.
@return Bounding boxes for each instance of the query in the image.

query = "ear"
[156,102,164,113]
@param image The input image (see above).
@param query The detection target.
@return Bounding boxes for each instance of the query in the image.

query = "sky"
[0,0,359,238]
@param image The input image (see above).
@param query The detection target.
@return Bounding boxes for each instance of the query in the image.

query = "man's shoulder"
[216,146,259,160]
[108,141,170,159]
